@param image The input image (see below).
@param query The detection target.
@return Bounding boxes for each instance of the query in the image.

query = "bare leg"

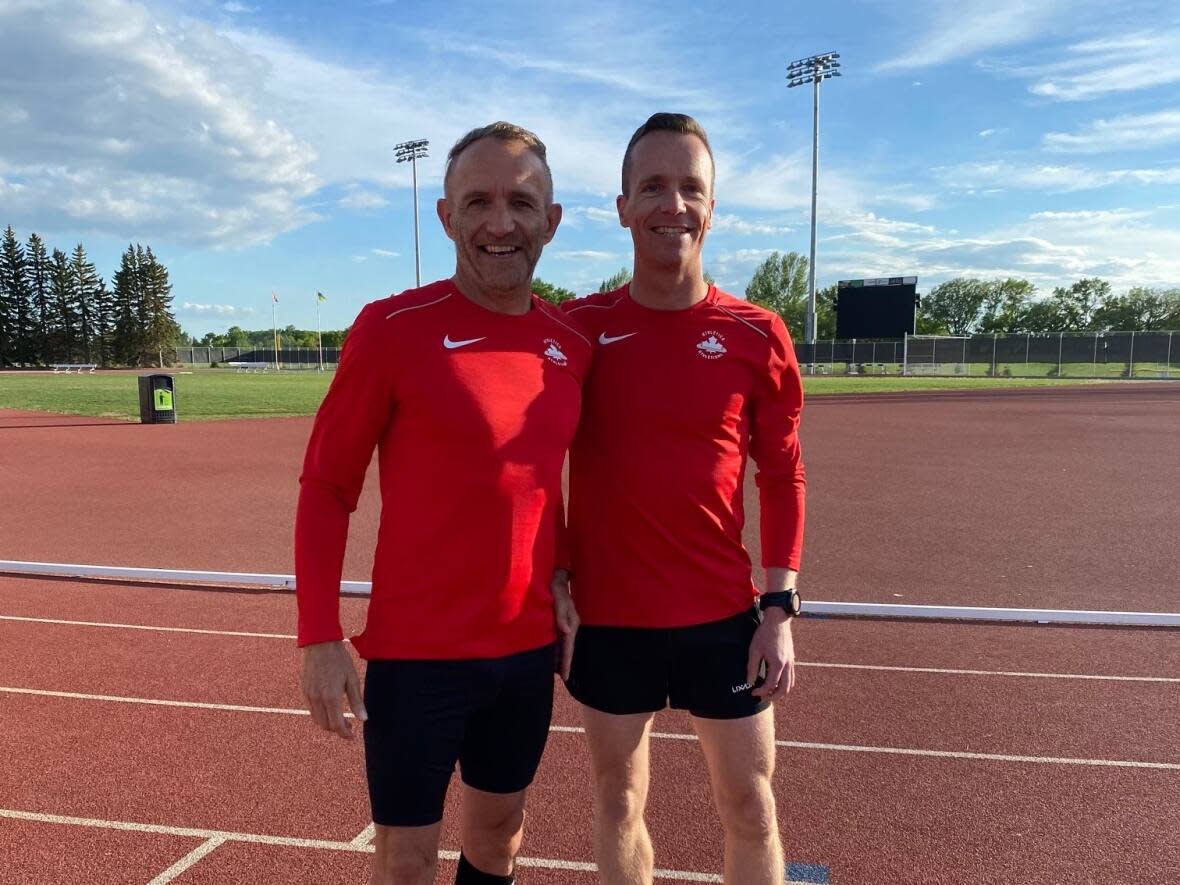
[692,708,783,885]
[580,705,657,885]
[371,822,442,885]
[458,785,527,877]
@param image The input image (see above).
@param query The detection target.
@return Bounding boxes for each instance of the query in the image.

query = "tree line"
[0,225,181,367]
[741,251,1180,341]
[192,325,346,349]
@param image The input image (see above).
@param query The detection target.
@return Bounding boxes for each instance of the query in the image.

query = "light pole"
[395,139,429,287]
[787,51,841,350]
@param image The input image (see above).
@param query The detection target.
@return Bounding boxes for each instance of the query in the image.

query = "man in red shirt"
[296,122,589,885]
[562,113,806,884]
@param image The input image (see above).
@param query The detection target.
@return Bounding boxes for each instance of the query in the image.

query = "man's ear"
[543,202,563,245]
[616,193,629,228]
[436,198,455,240]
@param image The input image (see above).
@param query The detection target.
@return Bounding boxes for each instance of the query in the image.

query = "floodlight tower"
[395,138,430,287]
[787,51,841,347]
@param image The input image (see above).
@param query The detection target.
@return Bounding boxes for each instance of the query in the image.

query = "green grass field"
[0,367,1137,422]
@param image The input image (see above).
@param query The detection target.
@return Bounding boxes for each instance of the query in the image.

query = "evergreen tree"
[141,247,180,366]
[111,244,144,365]
[70,243,104,364]
[1,225,33,366]
[25,233,52,364]
[49,248,76,362]
[94,273,116,366]
[599,267,632,292]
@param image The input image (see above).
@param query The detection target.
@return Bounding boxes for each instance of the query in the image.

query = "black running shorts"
[362,643,555,827]
[565,607,771,720]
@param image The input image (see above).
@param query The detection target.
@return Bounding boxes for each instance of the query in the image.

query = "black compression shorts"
[363,643,555,827]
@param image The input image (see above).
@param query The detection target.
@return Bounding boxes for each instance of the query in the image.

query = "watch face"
[789,591,801,616]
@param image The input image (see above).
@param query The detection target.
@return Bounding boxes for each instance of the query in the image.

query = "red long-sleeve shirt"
[563,285,805,628]
[295,281,590,659]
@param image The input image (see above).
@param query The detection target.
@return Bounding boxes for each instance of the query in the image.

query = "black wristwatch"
[759,589,801,617]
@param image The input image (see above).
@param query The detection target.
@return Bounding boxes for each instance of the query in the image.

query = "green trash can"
[138,374,177,424]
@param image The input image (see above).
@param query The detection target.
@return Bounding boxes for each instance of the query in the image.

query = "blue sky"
[1,0,1178,336]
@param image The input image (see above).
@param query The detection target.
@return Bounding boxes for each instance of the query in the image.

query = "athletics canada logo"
[696,330,727,359]
[543,338,568,366]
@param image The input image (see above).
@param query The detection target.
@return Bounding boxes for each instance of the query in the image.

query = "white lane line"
[799,661,1180,684]
[5,615,1178,684]
[349,823,375,848]
[0,686,314,717]
[0,808,724,882]
[0,614,292,640]
[641,731,1180,771]
[770,739,1180,771]
[4,685,1177,771]
[147,836,226,884]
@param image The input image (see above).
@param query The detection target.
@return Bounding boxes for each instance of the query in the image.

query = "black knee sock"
[454,851,514,884]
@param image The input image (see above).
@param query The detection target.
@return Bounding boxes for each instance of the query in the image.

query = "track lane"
[3,615,1178,764]
[0,817,204,885]
[7,696,1175,884]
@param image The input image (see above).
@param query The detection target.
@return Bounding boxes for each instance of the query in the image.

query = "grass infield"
[0,367,1120,422]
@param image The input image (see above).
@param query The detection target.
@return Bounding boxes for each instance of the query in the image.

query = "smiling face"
[617,130,715,276]
[437,136,562,304]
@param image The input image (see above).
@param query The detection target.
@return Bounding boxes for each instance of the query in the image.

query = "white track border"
[2,560,1178,627]
[0,807,830,883]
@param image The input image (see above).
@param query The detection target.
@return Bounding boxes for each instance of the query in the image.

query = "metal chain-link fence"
[795,331,1178,378]
[175,346,341,369]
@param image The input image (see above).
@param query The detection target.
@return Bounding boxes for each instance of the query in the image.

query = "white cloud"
[222,2,257,13]
[338,189,389,209]
[554,250,617,260]
[1043,110,1180,153]
[567,206,619,225]
[181,302,257,317]
[936,161,1180,192]
[1027,30,1180,101]
[351,255,367,263]
[222,27,669,198]
[370,248,398,257]
[0,0,318,247]
[718,148,934,215]
[817,206,1180,292]
[710,214,793,236]
[876,0,1079,71]
[979,129,997,138]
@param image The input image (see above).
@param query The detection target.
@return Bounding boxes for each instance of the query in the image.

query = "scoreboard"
[835,277,919,339]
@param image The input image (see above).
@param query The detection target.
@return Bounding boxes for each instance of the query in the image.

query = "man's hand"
[748,609,796,702]
[301,640,367,739]
[551,569,580,680]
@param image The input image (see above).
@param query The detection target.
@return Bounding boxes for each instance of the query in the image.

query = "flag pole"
[271,291,279,370]
[316,293,324,372]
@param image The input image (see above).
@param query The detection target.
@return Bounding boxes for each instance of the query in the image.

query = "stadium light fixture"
[787,52,841,348]
[395,138,430,287]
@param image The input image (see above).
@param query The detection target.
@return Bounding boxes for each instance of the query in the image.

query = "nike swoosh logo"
[443,335,487,350]
[598,332,638,345]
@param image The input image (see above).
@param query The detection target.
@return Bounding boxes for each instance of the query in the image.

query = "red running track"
[2,385,1179,882]
[1,577,1178,883]
[2,383,1178,612]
